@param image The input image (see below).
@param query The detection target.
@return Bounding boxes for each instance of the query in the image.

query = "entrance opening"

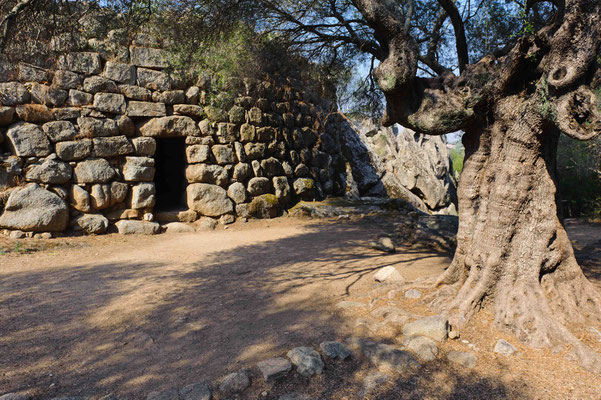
[154,137,187,211]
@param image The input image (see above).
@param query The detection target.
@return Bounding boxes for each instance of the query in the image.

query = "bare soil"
[0,216,600,399]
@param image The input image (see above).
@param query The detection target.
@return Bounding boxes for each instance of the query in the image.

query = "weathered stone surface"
[349,338,421,373]
[115,220,161,235]
[93,93,126,114]
[195,216,218,230]
[233,163,252,182]
[132,137,156,156]
[68,89,93,106]
[70,185,91,212]
[294,164,309,177]
[15,104,53,122]
[402,315,449,342]
[29,83,68,107]
[494,339,517,356]
[249,107,262,124]
[140,116,199,137]
[119,84,152,101]
[240,123,255,142]
[103,62,135,84]
[244,142,266,160]
[0,82,30,105]
[219,370,250,395]
[402,335,439,362]
[6,122,52,157]
[447,351,477,368]
[186,164,228,186]
[186,144,210,163]
[56,139,92,161]
[187,183,234,217]
[0,183,68,232]
[73,158,116,183]
[249,194,280,219]
[273,176,291,203]
[205,106,229,123]
[261,157,283,177]
[370,237,396,253]
[60,52,102,74]
[90,184,111,209]
[123,156,155,182]
[228,105,246,124]
[215,122,239,143]
[146,389,179,400]
[115,115,135,136]
[131,183,156,209]
[374,266,403,283]
[42,120,77,142]
[152,90,185,104]
[293,178,315,196]
[234,142,246,162]
[227,182,247,204]
[18,63,49,82]
[52,70,81,90]
[93,136,133,157]
[179,382,211,400]
[0,106,14,125]
[137,68,170,91]
[26,158,72,184]
[130,47,168,68]
[78,117,118,137]
[109,181,128,205]
[126,101,166,117]
[320,341,352,360]
[405,289,422,299]
[248,177,270,196]
[212,144,235,164]
[75,214,109,234]
[163,222,195,233]
[257,358,292,382]
[83,76,118,93]
[185,86,200,104]
[256,126,276,142]
[287,347,324,376]
[174,104,203,118]
[52,107,81,120]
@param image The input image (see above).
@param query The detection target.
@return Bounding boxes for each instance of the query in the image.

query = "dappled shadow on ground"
[566,219,601,287]
[0,218,536,399]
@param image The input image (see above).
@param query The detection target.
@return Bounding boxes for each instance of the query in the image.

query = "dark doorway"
[154,137,187,211]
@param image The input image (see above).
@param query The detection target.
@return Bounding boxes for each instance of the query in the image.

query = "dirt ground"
[0,215,600,399]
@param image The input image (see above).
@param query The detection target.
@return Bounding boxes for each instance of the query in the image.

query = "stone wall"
[0,43,339,235]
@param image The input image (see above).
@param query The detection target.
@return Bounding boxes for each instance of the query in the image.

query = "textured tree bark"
[429,95,601,371]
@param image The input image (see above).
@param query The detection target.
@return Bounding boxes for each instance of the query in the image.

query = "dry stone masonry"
[0,38,341,235]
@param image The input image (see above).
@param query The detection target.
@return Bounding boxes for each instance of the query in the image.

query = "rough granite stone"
[115,220,161,235]
[402,315,449,342]
[73,158,116,183]
[6,122,52,157]
[256,357,292,382]
[187,183,234,217]
[287,346,324,376]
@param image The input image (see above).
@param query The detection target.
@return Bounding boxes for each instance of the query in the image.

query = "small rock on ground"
[494,339,517,356]
[349,338,420,373]
[287,346,324,376]
[447,351,477,368]
[369,237,395,253]
[373,266,403,283]
[319,341,352,360]
[402,335,439,362]
[219,370,250,395]
[163,222,195,233]
[402,315,449,342]
[404,289,422,299]
[179,382,211,400]
[256,357,292,381]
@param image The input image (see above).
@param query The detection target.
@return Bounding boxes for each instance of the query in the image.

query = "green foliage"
[535,78,557,121]
[450,146,465,176]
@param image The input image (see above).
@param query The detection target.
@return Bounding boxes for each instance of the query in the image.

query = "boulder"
[52,70,81,90]
[370,237,396,253]
[93,93,126,114]
[123,156,155,182]
[227,182,247,204]
[70,185,91,212]
[110,181,129,205]
[373,266,403,283]
[139,116,199,137]
[152,90,185,104]
[73,158,116,183]
[249,194,280,218]
[247,177,270,196]
[119,85,152,101]
[131,183,156,209]
[0,183,68,232]
[42,120,77,142]
[25,157,72,184]
[494,339,517,356]
[130,47,168,68]
[174,104,203,118]
[261,157,284,177]
[273,176,291,203]
[126,101,166,117]
[244,142,266,160]
[93,136,133,157]
[132,137,156,156]
[240,123,255,142]
[0,106,15,125]
[187,183,234,217]
[18,63,49,82]
[115,220,161,235]
[163,222,195,233]
[6,122,52,157]
[68,89,93,106]
[75,214,109,234]
[90,183,111,209]
[287,347,324,376]
[186,144,210,163]
[402,315,449,342]
[233,163,252,182]
[219,370,250,395]
[186,164,228,186]
[115,115,135,136]
[56,139,92,161]
[293,178,315,197]
[211,144,235,164]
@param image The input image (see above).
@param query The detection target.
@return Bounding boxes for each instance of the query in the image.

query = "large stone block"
[52,107,81,121]
[215,122,239,143]
[139,116,199,137]
[119,84,152,101]
[70,184,91,212]
[75,214,109,234]
[261,157,284,177]
[78,117,118,137]
[90,183,111,209]
[130,47,168,68]
[56,139,92,161]
[0,82,30,105]
[131,182,156,209]
[132,137,156,156]
[137,68,170,91]
[93,93,126,114]
[211,144,235,165]
[42,120,77,142]
[248,194,280,219]
[247,177,270,196]
[15,104,53,122]
[126,101,166,117]
[152,90,185,104]
[0,106,14,125]
[227,182,247,204]
[28,83,68,107]
[186,144,210,163]
[18,63,50,82]
[103,61,136,84]
[243,143,266,160]
[59,52,102,74]
[0,183,68,232]
[25,157,72,184]
[233,163,252,182]
[83,76,118,93]
[174,104,203,118]
[185,164,229,186]
[73,158,116,183]
[115,220,161,235]
[123,156,155,182]
[110,181,129,205]
[93,136,133,157]
[52,70,81,90]
[68,89,93,106]
[6,122,52,157]
[187,183,234,217]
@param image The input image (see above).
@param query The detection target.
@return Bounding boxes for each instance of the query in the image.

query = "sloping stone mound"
[0,183,68,232]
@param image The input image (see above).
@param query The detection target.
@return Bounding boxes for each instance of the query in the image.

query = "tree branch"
[436,0,469,72]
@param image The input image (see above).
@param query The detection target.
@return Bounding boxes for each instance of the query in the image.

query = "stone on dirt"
[402,315,449,342]
[401,335,439,362]
[287,346,325,376]
[494,339,517,356]
[373,266,403,283]
[319,341,352,360]
[256,357,292,382]
[187,183,234,217]
[219,370,250,395]
[350,338,420,373]
[447,350,477,368]
[370,237,395,253]
[163,222,195,233]
[75,214,109,235]
[114,220,161,235]
[179,382,211,400]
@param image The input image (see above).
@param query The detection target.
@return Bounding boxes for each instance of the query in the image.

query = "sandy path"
[0,217,450,398]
